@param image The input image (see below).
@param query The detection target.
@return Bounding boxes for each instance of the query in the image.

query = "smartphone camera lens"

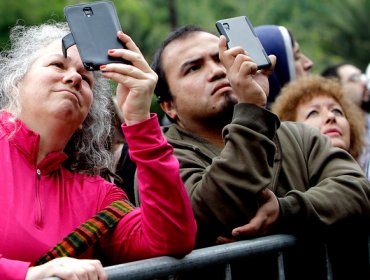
[223,23,230,31]
[83,7,94,17]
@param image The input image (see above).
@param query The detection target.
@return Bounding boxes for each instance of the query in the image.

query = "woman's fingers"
[117,31,142,55]
[26,257,107,280]
[99,31,157,125]
[107,31,152,73]
[99,63,157,95]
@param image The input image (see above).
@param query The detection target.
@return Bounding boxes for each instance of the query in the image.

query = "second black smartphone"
[64,1,128,71]
[216,16,271,70]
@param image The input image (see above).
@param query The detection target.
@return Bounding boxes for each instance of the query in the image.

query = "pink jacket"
[0,112,196,280]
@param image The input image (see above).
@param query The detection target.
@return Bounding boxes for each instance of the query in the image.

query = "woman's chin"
[330,138,349,152]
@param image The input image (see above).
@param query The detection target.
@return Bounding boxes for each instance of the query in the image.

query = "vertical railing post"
[224,262,232,280]
[277,251,286,280]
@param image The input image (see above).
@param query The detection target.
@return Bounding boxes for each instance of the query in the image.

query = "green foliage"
[0,0,369,112]
[319,0,370,71]
[0,0,65,51]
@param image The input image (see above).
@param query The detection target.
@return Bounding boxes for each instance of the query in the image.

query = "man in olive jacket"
[151,25,370,279]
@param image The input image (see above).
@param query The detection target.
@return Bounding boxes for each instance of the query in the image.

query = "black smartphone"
[216,16,271,70]
[64,1,128,71]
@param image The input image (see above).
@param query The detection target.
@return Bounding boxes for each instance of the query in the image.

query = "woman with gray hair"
[0,22,196,280]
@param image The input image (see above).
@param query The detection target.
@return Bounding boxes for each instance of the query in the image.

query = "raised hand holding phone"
[63,1,155,125]
[216,16,271,70]
[100,31,157,125]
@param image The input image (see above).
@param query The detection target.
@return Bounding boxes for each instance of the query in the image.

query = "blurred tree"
[0,0,368,112]
[0,0,65,50]
[319,0,370,71]
[168,0,177,28]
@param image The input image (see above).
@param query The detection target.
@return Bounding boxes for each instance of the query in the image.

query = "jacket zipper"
[35,168,43,228]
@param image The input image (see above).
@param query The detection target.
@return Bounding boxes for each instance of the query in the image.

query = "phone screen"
[216,16,271,69]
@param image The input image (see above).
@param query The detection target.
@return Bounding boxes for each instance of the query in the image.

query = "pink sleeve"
[99,114,196,263]
[0,254,30,280]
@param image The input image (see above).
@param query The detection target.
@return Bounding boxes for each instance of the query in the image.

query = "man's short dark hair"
[151,25,205,103]
[321,63,346,78]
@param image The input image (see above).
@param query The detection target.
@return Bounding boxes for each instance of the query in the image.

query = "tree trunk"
[167,0,177,29]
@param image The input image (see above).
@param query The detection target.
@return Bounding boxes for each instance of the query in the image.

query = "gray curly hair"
[0,22,115,175]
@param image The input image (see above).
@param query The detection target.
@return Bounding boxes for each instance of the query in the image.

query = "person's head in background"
[366,62,370,90]
[272,75,364,160]
[321,63,370,111]
[255,25,313,106]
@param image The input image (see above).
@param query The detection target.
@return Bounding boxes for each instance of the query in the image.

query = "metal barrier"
[45,234,303,280]
[106,234,298,280]
[42,233,370,280]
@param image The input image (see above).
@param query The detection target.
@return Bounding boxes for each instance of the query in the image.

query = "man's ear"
[160,100,177,121]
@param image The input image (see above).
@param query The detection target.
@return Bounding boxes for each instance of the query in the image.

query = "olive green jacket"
[162,103,370,247]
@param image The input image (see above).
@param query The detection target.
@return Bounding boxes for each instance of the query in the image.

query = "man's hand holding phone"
[218,34,276,108]
[216,16,271,70]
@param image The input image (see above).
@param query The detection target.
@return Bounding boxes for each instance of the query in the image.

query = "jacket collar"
[0,111,68,173]
[162,124,223,160]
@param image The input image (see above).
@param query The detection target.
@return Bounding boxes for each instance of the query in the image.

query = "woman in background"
[272,75,366,171]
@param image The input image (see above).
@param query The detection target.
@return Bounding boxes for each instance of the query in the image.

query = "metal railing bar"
[44,234,298,280]
[105,234,298,280]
